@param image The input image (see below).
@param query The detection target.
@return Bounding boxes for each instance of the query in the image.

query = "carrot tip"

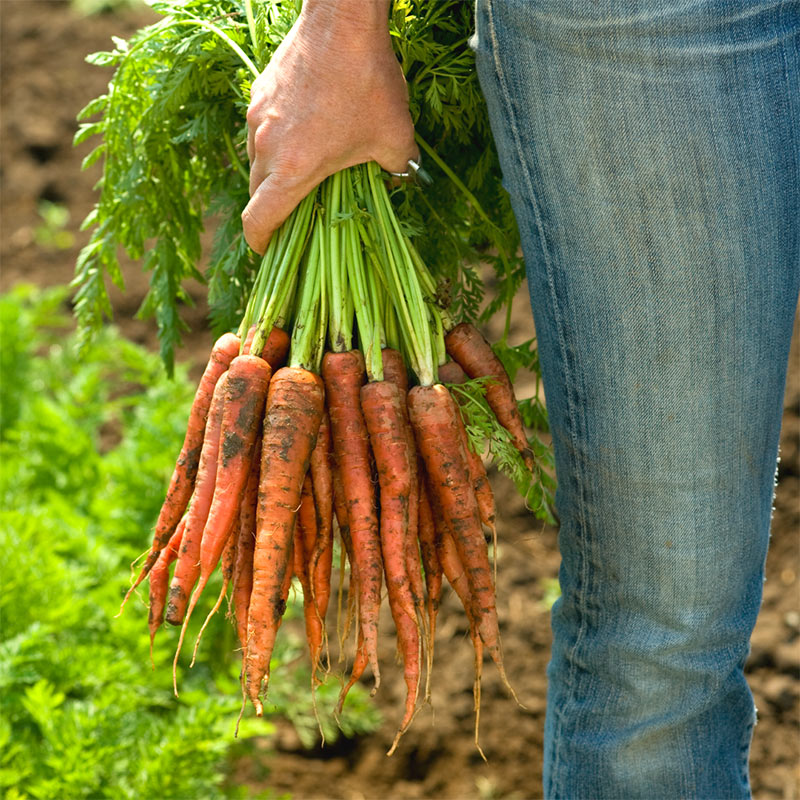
[115,586,136,618]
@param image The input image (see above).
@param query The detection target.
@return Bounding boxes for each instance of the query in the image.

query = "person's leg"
[472,1,799,796]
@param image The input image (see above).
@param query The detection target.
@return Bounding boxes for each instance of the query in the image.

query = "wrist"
[299,0,391,46]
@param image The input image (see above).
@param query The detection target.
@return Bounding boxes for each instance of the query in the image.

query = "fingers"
[242,109,417,255]
[242,170,319,255]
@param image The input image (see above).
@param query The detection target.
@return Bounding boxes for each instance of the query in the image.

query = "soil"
[1,3,797,798]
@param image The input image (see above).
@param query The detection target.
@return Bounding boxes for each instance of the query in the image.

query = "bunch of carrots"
[120,163,536,753]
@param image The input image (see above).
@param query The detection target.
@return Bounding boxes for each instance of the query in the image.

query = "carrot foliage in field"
[0,285,379,799]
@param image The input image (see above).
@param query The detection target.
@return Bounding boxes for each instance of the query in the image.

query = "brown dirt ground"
[1,3,797,798]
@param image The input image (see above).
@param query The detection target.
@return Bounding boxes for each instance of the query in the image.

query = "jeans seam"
[779,0,800,193]
[482,2,591,795]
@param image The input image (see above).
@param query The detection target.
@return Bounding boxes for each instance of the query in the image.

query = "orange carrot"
[173,355,272,672]
[331,461,353,566]
[308,411,333,616]
[436,360,468,385]
[417,477,442,694]
[362,379,421,745]
[244,367,325,715]
[120,332,240,612]
[444,323,534,471]
[241,324,257,355]
[308,412,333,672]
[380,347,409,391]
[191,520,239,667]
[296,474,326,680]
[437,524,475,630]
[382,349,424,615]
[172,355,272,682]
[181,355,271,606]
[232,436,261,649]
[436,522,487,759]
[166,373,228,627]
[332,460,357,656]
[322,350,382,697]
[258,326,291,369]
[220,524,239,602]
[148,518,185,658]
[438,360,497,540]
[408,384,513,695]
[242,324,289,369]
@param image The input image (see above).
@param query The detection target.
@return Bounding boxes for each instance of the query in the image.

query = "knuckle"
[241,206,261,237]
[268,150,319,189]
[241,214,265,254]
[245,102,258,127]
[253,122,272,153]
[240,207,255,238]
[275,150,312,180]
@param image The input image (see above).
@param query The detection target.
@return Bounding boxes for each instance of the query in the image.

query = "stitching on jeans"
[482,1,591,795]
[778,1,800,192]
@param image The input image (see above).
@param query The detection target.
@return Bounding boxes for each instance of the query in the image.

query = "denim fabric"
[471,1,800,797]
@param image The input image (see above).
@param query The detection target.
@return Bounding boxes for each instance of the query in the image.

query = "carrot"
[381,349,424,615]
[408,384,514,697]
[437,522,487,760]
[322,350,383,696]
[191,521,239,667]
[416,478,441,697]
[232,436,261,649]
[338,628,370,714]
[241,324,257,355]
[362,379,422,748]
[119,332,240,613]
[436,359,468,385]
[242,324,289,368]
[244,366,325,715]
[436,523,475,631]
[296,474,326,680]
[258,326,291,369]
[148,517,186,660]
[166,373,228,627]
[308,412,333,668]
[174,355,272,666]
[220,524,239,608]
[380,347,409,391]
[438,360,497,560]
[417,480,442,625]
[444,322,534,471]
[332,460,357,657]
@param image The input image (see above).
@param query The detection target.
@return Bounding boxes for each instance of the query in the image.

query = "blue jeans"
[472,1,799,797]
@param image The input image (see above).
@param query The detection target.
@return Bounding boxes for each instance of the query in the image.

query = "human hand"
[242,0,417,254]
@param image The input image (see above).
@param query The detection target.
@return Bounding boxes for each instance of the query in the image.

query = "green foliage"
[73,0,526,371]
[0,285,379,799]
[73,0,265,374]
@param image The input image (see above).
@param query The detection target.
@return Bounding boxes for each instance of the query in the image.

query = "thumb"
[241,171,318,255]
